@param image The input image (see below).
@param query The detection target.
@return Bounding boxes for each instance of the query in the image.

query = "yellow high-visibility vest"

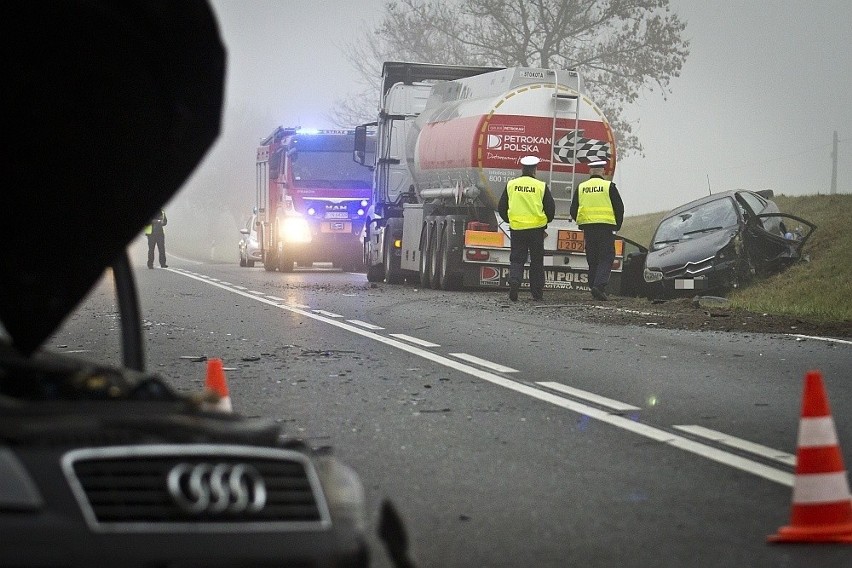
[506,176,547,230]
[575,178,616,225]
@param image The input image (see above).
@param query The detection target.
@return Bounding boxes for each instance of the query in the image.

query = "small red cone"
[205,357,232,412]
[768,370,852,543]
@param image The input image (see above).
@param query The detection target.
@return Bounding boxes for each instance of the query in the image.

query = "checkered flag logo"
[553,131,611,165]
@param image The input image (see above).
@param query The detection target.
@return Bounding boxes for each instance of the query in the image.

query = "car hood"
[646,228,738,272]
[1,1,225,356]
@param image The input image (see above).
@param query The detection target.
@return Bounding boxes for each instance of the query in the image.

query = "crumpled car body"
[641,190,816,298]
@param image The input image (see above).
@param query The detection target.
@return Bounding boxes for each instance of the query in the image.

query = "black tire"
[246,259,255,268]
[263,251,277,271]
[278,247,294,272]
[366,262,384,282]
[438,226,462,290]
[384,236,404,284]
[239,253,246,267]
[419,224,432,288]
[428,224,442,289]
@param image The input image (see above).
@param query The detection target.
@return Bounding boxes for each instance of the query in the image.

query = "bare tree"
[330,0,689,156]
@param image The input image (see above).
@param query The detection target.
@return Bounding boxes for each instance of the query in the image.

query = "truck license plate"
[322,221,351,233]
[325,212,349,219]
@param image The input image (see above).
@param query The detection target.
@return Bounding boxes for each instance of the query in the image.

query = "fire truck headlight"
[307,207,316,216]
[280,217,312,243]
[356,208,365,216]
[360,199,369,208]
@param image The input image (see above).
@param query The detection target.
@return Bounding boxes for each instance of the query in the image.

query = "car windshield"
[652,197,739,249]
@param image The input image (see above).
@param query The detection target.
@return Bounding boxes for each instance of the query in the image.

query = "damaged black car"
[641,190,816,298]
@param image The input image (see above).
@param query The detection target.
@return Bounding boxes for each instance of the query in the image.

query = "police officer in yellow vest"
[570,159,624,301]
[497,155,555,302]
[144,209,168,269]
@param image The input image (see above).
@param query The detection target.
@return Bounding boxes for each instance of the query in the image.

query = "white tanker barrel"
[410,69,616,216]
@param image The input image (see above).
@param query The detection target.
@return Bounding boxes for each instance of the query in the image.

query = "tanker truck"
[353,61,646,294]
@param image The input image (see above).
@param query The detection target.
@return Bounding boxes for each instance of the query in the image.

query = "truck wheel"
[419,224,433,288]
[366,262,384,282]
[438,227,462,290]
[278,249,294,272]
[263,252,277,271]
[239,254,246,267]
[384,237,404,284]
[428,224,442,289]
[246,259,255,268]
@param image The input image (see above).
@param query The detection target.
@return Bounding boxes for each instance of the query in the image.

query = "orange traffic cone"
[205,357,233,412]
[768,370,852,543]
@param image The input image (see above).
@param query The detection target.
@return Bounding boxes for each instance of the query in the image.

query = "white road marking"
[786,333,852,345]
[313,309,343,318]
[172,270,796,487]
[233,285,248,290]
[347,320,385,330]
[673,425,797,466]
[389,334,440,348]
[266,296,286,302]
[450,353,518,373]
[248,290,264,295]
[537,382,641,411]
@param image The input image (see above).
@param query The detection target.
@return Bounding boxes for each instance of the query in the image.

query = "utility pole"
[830,130,838,195]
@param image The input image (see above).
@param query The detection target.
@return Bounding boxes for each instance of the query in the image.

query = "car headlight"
[643,267,663,283]
[314,456,368,534]
[279,217,312,243]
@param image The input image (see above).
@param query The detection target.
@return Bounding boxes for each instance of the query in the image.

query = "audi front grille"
[61,445,332,532]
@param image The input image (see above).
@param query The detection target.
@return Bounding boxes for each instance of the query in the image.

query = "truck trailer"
[256,127,374,272]
[353,61,645,294]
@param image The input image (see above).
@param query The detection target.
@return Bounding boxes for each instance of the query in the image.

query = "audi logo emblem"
[166,462,267,515]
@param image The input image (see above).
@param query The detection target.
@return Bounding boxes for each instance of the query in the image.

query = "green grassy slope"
[618,194,852,324]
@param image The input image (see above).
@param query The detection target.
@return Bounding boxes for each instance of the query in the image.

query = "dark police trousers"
[583,225,616,290]
[147,230,167,268]
[508,227,545,297]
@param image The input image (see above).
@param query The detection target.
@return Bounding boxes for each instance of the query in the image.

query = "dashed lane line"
[170,269,795,487]
[389,333,440,348]
[673,425,797,466]
[537,382,641,411]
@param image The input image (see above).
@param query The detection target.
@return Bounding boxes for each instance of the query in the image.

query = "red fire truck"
[255,128,374,272]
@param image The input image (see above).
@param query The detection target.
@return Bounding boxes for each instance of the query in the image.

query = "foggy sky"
[176,0,851,251]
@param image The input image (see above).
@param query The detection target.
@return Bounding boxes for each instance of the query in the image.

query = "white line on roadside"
[389,333,440,348]
[171,270,796,487]
[450,353,518,373]
[347,320,385,330]
[786,334,852,345]
[673,425,797,466]
[266,296,285,302]
[248,290,264,295]
[537,382,641,411]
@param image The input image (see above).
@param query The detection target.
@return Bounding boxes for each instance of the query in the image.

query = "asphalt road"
[50,258,852,567]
